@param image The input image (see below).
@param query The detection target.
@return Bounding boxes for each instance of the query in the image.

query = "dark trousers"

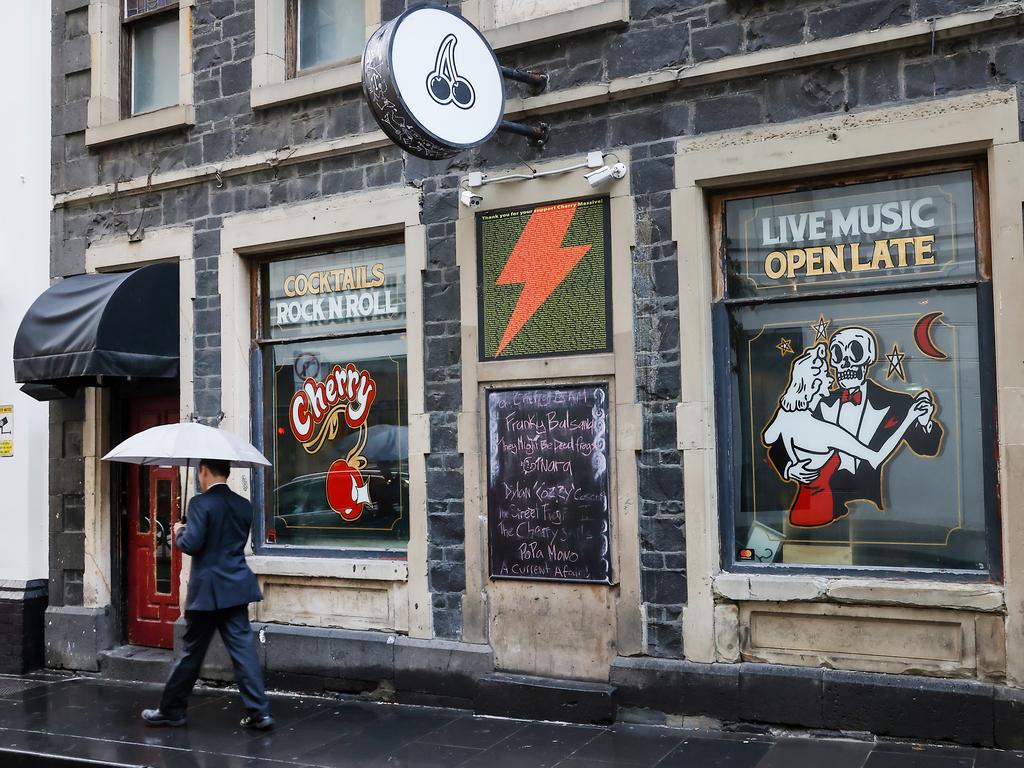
[159,604,269,718]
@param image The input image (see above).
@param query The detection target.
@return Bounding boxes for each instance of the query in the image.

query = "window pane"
[729,288,989,571]
[125,0,175,19]
[298,0,365,70]
[266,334,409,548]
[263,245,406,341]
[132,13,179,114]
[154,478,172,594]
[724,171,978,299]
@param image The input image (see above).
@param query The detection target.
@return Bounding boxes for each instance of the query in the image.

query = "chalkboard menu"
[487,385,612,584]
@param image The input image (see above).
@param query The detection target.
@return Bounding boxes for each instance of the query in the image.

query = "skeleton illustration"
[766,323,944,527]
[829,327,876,390]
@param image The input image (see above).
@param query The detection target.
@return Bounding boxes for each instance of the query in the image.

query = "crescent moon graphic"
[913,311,947,359]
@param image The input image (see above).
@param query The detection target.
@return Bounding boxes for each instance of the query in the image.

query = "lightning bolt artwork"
[494,202,593,356]
[479,197,610,360]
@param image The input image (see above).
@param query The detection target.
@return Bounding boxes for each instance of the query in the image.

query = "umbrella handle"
[181,458,192,525]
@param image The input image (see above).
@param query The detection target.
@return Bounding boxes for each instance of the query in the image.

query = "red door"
[126,396,182,648]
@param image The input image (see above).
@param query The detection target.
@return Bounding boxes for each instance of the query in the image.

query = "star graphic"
[811,314,830,343]
[885,343,906,381]
[776,338,794,357]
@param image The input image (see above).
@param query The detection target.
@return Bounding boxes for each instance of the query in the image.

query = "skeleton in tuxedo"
[768,326,942,524]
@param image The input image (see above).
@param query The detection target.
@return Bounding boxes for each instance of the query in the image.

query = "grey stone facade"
[48,0,1024,666]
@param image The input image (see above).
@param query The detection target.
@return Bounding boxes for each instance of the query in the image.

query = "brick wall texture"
[48,0,1024,657]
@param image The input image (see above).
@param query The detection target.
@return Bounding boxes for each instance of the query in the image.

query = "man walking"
[142,458,273,730]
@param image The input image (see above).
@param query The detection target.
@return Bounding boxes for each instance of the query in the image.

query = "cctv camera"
[460,190,483,208]
[584,162,627,188]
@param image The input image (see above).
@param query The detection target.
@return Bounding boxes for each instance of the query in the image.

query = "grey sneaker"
[141,708,187,727]
[240,713,275,731]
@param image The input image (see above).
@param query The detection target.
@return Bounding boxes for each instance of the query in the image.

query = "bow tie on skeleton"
[830,327,877,472]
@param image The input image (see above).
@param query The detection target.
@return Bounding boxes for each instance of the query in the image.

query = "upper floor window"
[252,0,376,109]
[462,0,628,53]
[292,0,365,74]
[123,0,179,116]
[491,0,605,28]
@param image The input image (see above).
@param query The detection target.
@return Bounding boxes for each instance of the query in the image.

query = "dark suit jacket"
[176,484,263,611]
[769,381,943,510]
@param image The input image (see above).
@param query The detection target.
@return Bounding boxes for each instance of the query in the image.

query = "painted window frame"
[673,91,1024,675]
[462,0,628,52]
[86,0,195,147]
[219,187,431,637]
[251,0,380,110]
[219,189,428,555]
[709,159,1001,581]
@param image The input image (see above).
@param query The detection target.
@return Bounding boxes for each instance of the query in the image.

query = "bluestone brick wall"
[49,0,1024,656]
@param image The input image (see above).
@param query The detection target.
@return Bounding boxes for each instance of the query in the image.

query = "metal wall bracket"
[497,67,549,147]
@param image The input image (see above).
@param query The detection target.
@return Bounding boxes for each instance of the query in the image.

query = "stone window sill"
[85,104,194,148]
[248,554,408,581]
[484,1,628,52]
[251,60,362,110]
[713,572,1005,612]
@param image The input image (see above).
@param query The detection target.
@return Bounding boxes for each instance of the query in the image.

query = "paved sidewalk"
[0,675,1022,767]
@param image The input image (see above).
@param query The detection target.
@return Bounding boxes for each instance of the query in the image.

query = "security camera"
[584,162,627,188]
[460,189,483,208]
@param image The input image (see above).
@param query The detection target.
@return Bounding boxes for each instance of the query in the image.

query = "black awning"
[14,262,180,398]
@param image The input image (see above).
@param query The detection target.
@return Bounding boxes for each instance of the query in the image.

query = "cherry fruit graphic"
[426,34,475,110]
[326,458,370,522]
[429,75,451,103]
[451,79,474,108]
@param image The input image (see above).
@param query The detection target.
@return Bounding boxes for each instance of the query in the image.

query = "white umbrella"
[102,422,270,468]
[102,422,270,521]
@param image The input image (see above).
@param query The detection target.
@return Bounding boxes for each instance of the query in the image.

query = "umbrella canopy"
[102,422,271,468]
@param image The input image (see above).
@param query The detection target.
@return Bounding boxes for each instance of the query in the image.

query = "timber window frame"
[672,90,1024,674]
[121,0,180,118]
[86,0,194,147]
[251,0,380,110]
[250,238,411,553]
[710,160,1000,578]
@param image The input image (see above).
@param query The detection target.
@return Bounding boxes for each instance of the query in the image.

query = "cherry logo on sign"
[327,458,372,522]
[427,34,475,110]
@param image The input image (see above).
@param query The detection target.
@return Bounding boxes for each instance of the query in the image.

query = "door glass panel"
[138,467,151,534]
[155,478,172,594]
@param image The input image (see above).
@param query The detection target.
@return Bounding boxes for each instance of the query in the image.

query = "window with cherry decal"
[257,244,409,549]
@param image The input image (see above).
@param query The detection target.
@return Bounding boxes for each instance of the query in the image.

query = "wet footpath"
[0,674,1023,767]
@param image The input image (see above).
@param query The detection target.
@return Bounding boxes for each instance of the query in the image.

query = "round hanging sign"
[362,5,505,160]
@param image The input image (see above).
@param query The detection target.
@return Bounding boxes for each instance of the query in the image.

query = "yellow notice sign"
[0,404,12,457]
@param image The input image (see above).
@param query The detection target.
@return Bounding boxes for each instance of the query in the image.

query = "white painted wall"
[0,3,51,582]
